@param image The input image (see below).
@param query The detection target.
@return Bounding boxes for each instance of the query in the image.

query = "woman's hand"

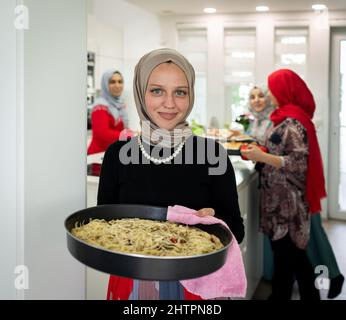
[241,144,283,168]
[196,208,215,217]
[240,144,267,162]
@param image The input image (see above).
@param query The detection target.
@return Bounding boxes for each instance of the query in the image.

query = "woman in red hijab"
[241,69,326,300]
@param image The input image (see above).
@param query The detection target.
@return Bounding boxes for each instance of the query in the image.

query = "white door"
[330,30,346,220]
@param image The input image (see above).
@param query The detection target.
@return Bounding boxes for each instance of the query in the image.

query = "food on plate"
[206,128,241,140]
[230,134,255,142]
[221,141,244,150]
[71,218,224,257]
[221,140,258,150]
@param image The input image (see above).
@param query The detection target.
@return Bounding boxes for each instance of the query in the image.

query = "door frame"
[329,28,346,220]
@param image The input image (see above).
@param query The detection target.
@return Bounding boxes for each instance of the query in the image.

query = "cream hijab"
[133,48,195,148]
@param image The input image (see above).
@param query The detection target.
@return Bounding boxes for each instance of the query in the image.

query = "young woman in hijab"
[241,69,326,300]
[246,85,275,281]
[246,85,275,146]
[97,48,244,300]
[87,70,132,155]
[246,82,344,298]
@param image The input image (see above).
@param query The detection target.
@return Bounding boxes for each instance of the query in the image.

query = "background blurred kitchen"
[1,0,346,300]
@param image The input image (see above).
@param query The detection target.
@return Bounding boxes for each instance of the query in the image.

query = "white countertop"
[230,157,257,189]
[87,152,104,165]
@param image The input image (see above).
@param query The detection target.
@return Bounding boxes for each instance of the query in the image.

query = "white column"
[207,17,225,127]
[0,0,88,299]
[255,15,275,84]
[0,0,18,299]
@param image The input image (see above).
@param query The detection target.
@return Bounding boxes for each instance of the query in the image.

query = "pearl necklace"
[137,135,185,164]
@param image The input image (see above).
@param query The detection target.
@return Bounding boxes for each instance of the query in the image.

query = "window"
[275,28,308,79]
[224,29,256,124]
[177,28,207,126]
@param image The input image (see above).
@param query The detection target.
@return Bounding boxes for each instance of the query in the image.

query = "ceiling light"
[312,4,327,11]
[256,6,269,12]
[203,8,216,14]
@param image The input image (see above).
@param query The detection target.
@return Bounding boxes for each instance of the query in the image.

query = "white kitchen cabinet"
[237,170,263,300]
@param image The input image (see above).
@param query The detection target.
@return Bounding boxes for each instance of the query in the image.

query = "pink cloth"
[167,205,247,299]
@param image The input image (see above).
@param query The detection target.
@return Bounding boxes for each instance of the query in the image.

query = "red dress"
[87,105,125,155]
[106,276,204,300]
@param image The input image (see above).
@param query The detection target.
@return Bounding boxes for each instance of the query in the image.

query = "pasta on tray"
[71,218,224,257]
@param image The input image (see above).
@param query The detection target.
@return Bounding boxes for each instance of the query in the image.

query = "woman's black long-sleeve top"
[97,135,244,243]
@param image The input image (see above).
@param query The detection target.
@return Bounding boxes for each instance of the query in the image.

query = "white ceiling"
[125,0,346,15]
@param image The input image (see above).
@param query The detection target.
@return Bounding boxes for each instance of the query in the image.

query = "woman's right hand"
[195,208,215,217]
[240,144,267,162]
[241,144,283,168]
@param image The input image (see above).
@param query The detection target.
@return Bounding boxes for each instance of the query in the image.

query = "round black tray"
[65,204,232,280]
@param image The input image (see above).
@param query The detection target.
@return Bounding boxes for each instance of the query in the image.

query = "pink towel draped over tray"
[167,205,247,299]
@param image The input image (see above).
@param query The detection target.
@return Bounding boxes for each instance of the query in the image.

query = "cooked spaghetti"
[71,218,224,256]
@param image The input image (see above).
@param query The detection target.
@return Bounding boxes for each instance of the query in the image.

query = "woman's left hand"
[196,208,215,217]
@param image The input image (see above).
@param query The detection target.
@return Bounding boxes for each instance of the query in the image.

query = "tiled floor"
[252,219,346,300]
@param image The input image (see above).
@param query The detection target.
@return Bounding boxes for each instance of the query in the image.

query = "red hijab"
[268,69,327,213]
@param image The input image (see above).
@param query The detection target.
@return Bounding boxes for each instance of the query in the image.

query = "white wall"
[21,0,86,299]
[87,14,124,92]
[90,0,161,131]
[160,10,346,218]
[0,0,18,299]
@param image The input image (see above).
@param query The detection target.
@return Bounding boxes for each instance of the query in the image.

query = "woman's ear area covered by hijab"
[267,90,279,108]
[267,69,315,117]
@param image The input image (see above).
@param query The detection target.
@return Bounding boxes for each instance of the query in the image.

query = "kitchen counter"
[232,158,257,189]
[232,158,263,300]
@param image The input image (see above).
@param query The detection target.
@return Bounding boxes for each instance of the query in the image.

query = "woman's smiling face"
[144,62,190,130]
[249,87,267,112]
[108,73,124,98]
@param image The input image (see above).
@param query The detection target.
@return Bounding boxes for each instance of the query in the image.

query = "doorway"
[330,29,346,220]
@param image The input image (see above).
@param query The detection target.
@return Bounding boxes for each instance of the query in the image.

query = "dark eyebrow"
[147,84,163,87]
[147,84,189,89]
